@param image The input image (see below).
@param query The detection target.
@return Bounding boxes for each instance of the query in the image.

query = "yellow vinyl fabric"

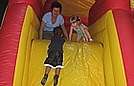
[131,0,134,8]
[89,10,127,86]
[13,2,126,86]
[28,40,104,86]
[13,5,105,86]
[13,6,40,86]
[58,0,95,17]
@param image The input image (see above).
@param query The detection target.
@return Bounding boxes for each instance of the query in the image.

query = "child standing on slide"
[41,26,65,86]
[69,15,93,42]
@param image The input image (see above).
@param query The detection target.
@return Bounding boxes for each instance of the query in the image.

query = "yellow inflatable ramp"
[28,40,104,86]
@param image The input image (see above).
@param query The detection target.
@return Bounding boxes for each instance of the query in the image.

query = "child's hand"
[89,38,93,42]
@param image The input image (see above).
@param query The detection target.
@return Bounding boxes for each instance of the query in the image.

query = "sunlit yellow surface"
[28,40,104,86]
[13,6,40,86]
[58,0,95,17]
[89,10,127,86]
[13,4,127,86]
[131,0,134,8]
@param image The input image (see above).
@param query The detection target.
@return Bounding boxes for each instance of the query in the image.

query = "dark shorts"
[42,31,54,40]
[44,50,63,68]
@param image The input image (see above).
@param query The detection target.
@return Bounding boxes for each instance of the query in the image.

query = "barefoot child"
[41,26,65,86]
[69,15,93,42]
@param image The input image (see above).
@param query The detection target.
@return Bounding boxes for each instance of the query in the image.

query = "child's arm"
[81,24,93,41]
[80,25,88,41]
[61,24,69,40]
[69,26,73,41]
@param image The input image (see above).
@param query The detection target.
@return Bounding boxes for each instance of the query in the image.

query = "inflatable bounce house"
[0,0,134,86]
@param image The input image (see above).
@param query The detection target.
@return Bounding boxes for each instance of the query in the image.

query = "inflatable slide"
[0,0,134,86]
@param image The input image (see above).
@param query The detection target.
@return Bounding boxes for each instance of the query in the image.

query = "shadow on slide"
[28,40,104,86]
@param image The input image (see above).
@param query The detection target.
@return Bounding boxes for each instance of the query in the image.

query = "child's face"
[71,22,78,27]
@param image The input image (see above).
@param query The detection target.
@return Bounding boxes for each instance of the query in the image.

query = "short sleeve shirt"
[42,12,64,31]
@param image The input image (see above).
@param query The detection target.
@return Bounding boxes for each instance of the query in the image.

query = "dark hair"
[51,1,62,13]
[53,26,63,36]
[70,15,80,23]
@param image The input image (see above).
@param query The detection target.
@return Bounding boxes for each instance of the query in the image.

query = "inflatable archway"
[0,0,134,86]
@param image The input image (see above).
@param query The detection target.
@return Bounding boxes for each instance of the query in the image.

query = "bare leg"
[41,66,52,85]
[85,29,93,41]
[85,29,91,39]
[55,68,61,75]
[54,68,61,86]
[45,66,51,74]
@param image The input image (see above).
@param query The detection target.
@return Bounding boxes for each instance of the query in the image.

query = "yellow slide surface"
[13,6,126,86]
[28,40,104,86]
